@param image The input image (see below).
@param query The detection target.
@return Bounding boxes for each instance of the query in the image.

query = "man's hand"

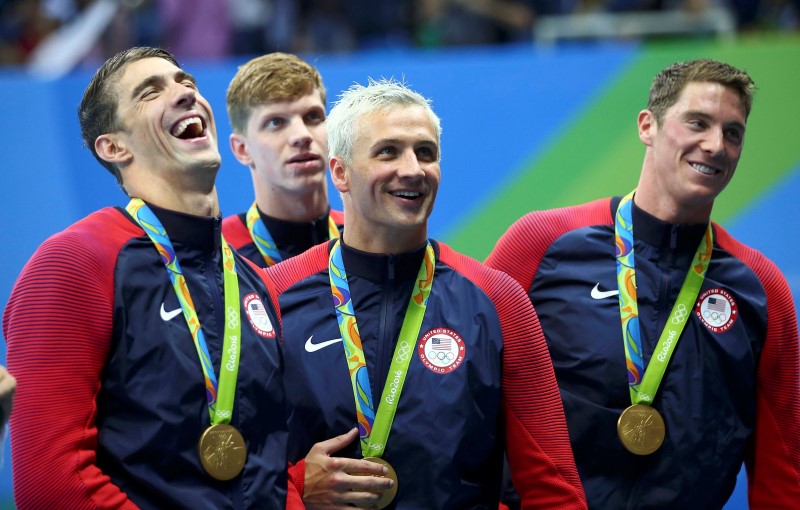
[0,365,16,427]
[303,428,395,509]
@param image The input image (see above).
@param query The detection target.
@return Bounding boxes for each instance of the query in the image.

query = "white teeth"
[691,163,718,175]
[391,191,420,198]
[172,117,202,137]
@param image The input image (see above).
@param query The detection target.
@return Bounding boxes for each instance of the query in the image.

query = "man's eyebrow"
[175,70,196,86]
[371,137,402,147]
[370,137,438,148]
[130,70,196,101]
[130,75,163,101]
[683,110,713,121]
[684,109,745,131]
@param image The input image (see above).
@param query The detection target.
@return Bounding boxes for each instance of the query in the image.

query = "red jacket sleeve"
[2,213,140,509]
[499,282,587,509]
[485,198,612,292]
[716,226,800,506]
[439,244,587,509]
[287,460,307,508]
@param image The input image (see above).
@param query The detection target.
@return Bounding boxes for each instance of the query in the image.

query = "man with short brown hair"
[487,59,800,508]
[223,53,343,267]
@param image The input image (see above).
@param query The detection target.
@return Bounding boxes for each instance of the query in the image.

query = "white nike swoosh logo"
[304,335,343,353]
[160,303,183,321]
[590,283,619,300]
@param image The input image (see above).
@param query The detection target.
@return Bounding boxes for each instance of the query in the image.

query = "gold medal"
[198,424,247,480]
[617,404,666,455]
[355,457,398,509]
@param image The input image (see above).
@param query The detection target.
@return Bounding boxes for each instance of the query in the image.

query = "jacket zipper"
[375,256,396,398]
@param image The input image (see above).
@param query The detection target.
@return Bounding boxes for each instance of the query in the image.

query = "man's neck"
[127,187,220,217]
[255,186,330,222]
[123,166,220,217]
[342,227,427,255]
[632,191,712,225]
[633,172,712,225]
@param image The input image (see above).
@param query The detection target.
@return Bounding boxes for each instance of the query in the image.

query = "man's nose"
[397,150,425,178]
[289,119,313,148]
[701,127,725,157]
[173,83,197,108]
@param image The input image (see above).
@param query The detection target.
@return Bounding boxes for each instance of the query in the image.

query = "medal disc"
[617,404,666,455]
[198,424,247,480]
[356,457,398,509]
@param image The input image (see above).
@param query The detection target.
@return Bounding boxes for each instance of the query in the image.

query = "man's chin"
[182,158,221,187]
[190,155,222,173]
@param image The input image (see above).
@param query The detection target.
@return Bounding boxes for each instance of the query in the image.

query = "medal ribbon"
[246,201,340,266]
[328,240,435,457]
[615,190,713,405]
[127,198,241,425]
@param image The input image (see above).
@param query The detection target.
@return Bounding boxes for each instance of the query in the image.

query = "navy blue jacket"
[4,205,290,509]
[486,197,800,509]
[268,239,586,509]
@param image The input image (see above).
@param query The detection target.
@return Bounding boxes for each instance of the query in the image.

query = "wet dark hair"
[78,47,179,184]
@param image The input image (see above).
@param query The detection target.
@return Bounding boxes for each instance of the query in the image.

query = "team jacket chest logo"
[304,335,343,352]
[694,288,738,333]
[243,293,276,338]
[417,327,466,374]
[160,302,182,321]
[590,283,619,300]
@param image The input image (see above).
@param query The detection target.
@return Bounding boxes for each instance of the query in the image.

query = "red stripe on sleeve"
[438,243,587,509]
[485,198,612,291]
[715,224,800,504]
[265,242,330,295]
[3,209,141,510]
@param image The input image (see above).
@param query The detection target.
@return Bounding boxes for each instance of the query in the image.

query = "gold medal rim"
[198,423,247,481]
[361,457,398,509]
[617,404,666,455]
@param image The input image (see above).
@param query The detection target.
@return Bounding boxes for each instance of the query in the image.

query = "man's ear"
[638,109,656,147]
[330,156,349,193]
[230,133,253,167]
[95,134,132,165]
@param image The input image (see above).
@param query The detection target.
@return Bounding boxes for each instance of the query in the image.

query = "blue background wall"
[1,37,798,507]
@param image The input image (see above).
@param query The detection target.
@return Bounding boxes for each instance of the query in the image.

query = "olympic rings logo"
[394,341,411,364]
[367,442,384,451]
[227,306,239,329]
[427,350,456,363]
[671,304,688,325]
[703,309,727,325]
[216,410,232,418]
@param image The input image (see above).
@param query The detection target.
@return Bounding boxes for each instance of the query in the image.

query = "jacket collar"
[147,202,222,253]
[259,207,333,254]
[337,238,432,282]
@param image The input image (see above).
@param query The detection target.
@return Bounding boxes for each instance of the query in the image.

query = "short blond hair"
[226,52,326,133]
[327,78,442,165]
